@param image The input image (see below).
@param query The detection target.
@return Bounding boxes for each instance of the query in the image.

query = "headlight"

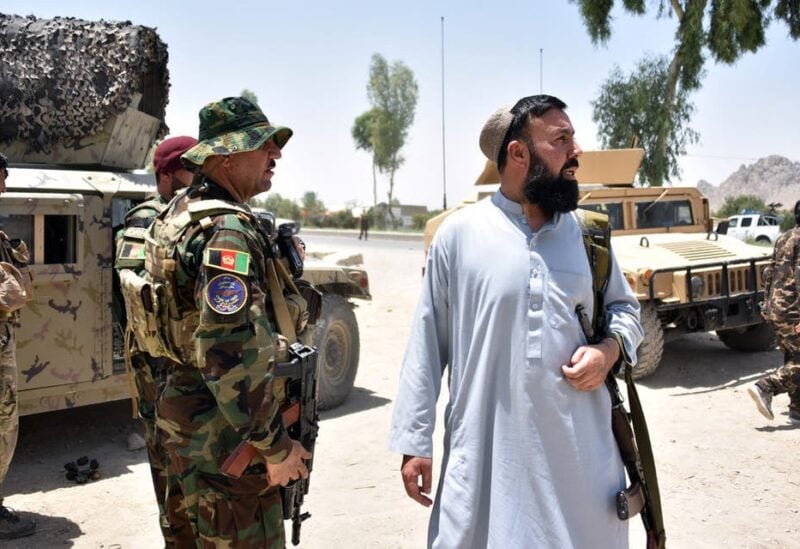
[690,275,705,298]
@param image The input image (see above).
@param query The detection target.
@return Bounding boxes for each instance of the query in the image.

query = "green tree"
[240,88,259,106]
[573,0,800,186]
[592,54,699,186]
[251,193,301,220]
[363,53,418,219]
[301,191,327,226]
[352,108,389,207]
[714,194,767,218]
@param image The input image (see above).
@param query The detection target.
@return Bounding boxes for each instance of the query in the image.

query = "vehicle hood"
[611,232,772,272]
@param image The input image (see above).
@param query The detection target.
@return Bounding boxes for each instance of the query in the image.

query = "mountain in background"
[695,155,800,213]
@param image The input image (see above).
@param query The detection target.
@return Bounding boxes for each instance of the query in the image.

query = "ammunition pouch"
[118,269,185,363]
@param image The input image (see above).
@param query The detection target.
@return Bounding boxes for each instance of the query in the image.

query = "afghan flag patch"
[204,248,250,275]
[119,242,145,260]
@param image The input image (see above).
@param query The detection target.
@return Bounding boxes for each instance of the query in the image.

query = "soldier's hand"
[795,322,800,335]
[267,440,312,487]
[562,338,618,391]
[401,455,433,507]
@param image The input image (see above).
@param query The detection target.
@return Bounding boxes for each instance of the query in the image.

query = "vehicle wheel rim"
[323,321,351,383]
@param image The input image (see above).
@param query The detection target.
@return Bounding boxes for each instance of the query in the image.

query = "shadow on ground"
[7,400,147,496]
[4,511,82,549]
[319,386,391,421]
[635,332,782,394]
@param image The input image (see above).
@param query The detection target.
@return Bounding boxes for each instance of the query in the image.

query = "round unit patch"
[205,273,248,315]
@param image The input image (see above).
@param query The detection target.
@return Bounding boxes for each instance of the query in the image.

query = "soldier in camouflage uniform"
[0,153,36,540]
[748,200,800,424]
[115,136,197,546]
[144,97,311,548]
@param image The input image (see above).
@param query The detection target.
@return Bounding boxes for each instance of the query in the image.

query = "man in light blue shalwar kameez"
[389,95,644,549]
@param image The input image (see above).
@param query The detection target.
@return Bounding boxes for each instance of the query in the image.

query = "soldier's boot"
[747,382,774,420]
[0,506,36,540]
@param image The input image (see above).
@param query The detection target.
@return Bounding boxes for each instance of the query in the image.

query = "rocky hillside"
[697,155,800,213]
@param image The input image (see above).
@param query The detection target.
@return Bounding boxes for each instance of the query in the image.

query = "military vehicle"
[0,14,369,415]
[425,148,774,379]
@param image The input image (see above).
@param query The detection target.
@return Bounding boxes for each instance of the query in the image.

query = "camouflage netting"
[0,14,169,152]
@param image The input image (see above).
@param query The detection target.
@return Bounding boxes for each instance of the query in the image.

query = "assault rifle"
[221,342,319,546]
[576,304,665,549]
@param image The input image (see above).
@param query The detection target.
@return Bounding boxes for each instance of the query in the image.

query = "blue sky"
[5,1,799,210]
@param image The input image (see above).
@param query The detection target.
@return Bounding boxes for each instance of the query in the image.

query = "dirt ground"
[3,233,799,548]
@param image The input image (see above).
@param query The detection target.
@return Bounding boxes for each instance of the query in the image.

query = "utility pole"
[441,16,447,210]
[539,48,543,93]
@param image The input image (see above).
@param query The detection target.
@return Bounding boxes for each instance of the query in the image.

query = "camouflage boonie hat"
[182,96,292,167]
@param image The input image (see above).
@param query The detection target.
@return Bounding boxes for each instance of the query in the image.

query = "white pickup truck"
[725,213,781,244]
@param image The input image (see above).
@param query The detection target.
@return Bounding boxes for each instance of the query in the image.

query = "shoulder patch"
[119,242,146,260]
[205,273,248,315]
[204,248,250,275]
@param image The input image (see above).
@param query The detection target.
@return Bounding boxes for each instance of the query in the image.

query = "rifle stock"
[220,401,302,479]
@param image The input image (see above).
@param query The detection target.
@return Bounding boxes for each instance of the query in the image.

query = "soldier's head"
[153,136,198,200]
[795,200,800,226]
[181,97,292,202]
[480,95,582,217]
[0,152,8,194]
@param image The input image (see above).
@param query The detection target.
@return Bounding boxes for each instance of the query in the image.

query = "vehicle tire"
[314,294,360,410]
[628,303,664,380]
[716,323,777,352]
[755,236,771,245]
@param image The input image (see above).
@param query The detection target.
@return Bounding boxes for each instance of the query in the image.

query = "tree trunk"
[651,1,686,187]
[387,161,396,223]
[652,50,681,187]
[372,157,377,207]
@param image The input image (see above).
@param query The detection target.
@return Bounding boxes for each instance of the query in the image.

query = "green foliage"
[240,89,259,106]
[779,209,795,231]
[300,191,327,226]
[411,213,432,231]
[714,194,767,218]
[592,55,699,186]
[251,193,301,220]
[572,0,799,187]
[572,0,798,76]
[354,53,418,216]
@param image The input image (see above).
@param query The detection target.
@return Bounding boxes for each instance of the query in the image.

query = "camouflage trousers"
[130,351,193,547]
[167,453,285,549]
[757,320,800,412]
[0,323,17,503]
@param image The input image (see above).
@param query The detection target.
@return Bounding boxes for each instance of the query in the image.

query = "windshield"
[579,203,624,230]
[635,200,694,229]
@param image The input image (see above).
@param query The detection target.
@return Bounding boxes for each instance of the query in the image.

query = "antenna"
[539,48,543,93]
[441,16,447,210]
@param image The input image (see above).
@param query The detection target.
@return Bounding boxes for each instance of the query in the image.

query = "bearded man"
[389,95,643,548]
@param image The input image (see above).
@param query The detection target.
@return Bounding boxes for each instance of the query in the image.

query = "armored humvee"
[0,14,369,414]
[425,148,774,379]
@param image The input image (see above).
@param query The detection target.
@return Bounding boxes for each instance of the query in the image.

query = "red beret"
[153,136,198,176]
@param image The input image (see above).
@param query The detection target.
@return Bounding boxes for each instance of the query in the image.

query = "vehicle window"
[728,217,739,228]
[44,215,78,263]
[0,214,79,265]
[635,200,694,229]
[579,203,623,230]
[0,215,35,252]
[741,217,752,227]
[758,217,767,226]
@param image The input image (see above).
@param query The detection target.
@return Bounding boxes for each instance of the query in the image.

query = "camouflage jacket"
[115,194,168,274]
[0,232,31,323]
[764,226,800,325]
[149,178,292,465]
